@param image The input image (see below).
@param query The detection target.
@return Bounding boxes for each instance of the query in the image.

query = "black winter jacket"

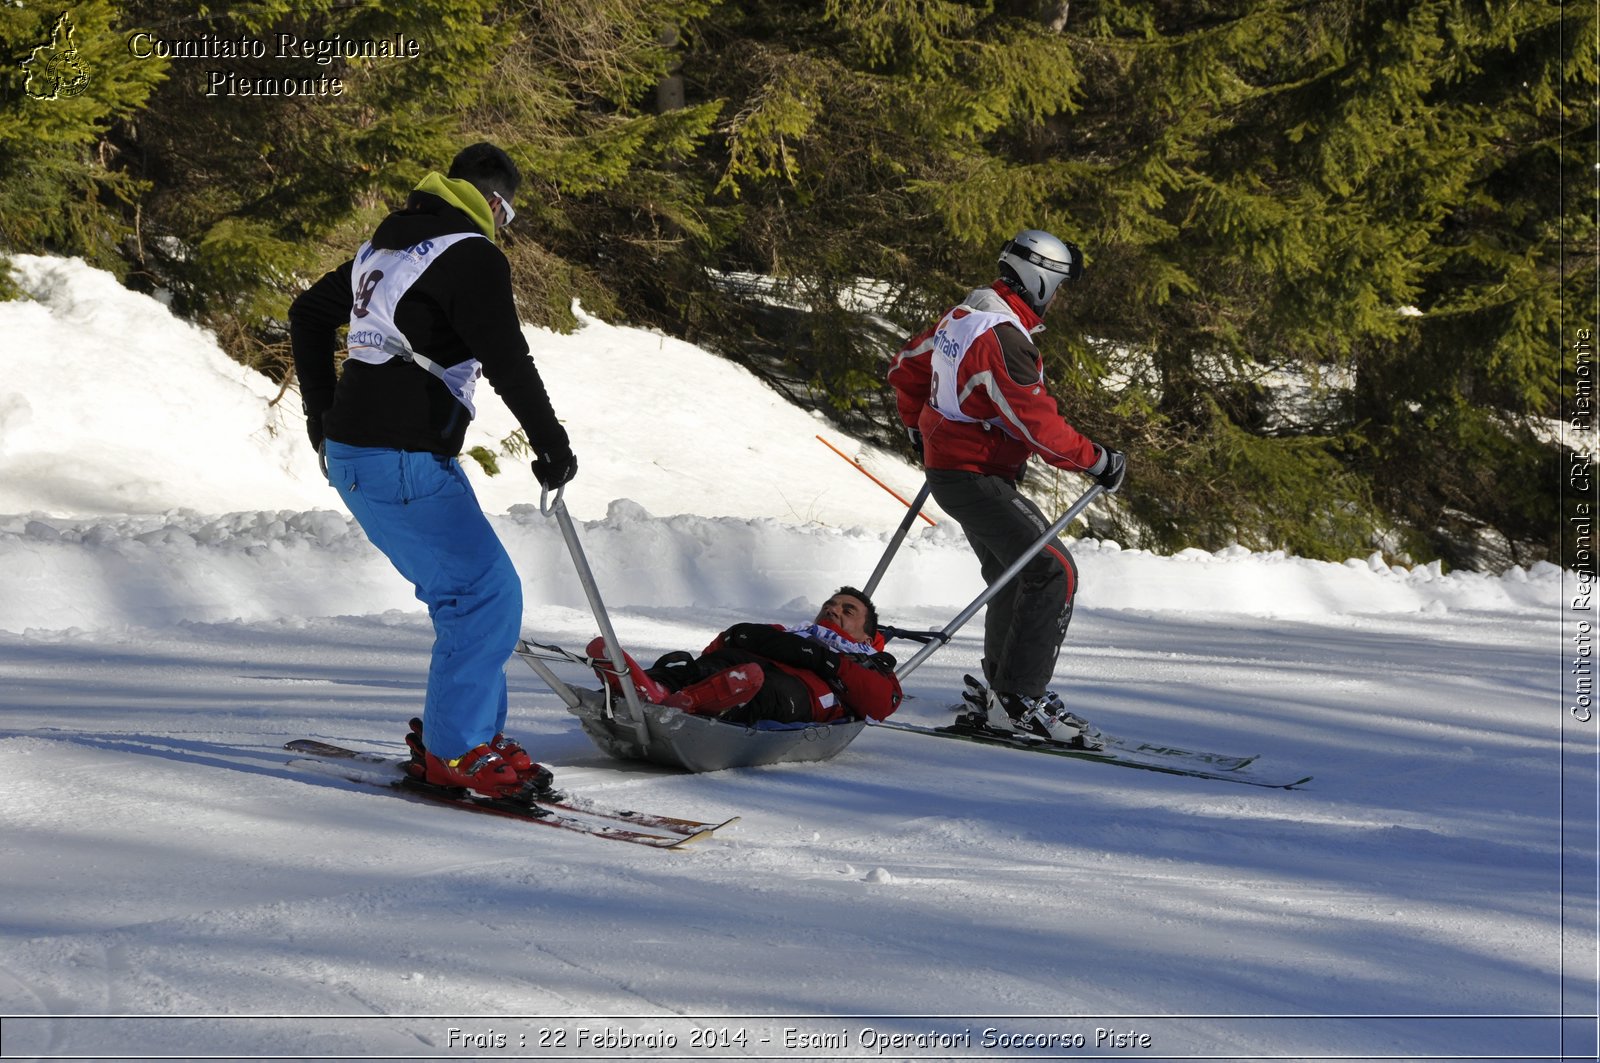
[289,190,568,459]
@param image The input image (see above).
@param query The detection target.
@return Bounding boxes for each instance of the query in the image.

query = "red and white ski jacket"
[702,620,902,723]
[887,282,1101,480]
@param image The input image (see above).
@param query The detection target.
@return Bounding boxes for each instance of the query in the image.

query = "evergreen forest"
[2,1,1593,571]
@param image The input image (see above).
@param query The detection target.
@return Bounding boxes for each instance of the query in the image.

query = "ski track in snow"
[0,602,1578,1060]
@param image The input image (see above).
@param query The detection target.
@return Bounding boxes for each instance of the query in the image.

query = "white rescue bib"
[927,304,1029,431]
[345,233,485,416]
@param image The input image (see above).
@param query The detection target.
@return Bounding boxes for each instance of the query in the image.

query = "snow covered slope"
[0,255,1589,1062]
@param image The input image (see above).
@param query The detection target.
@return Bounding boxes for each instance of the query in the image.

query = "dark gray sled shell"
[567,687,865,773]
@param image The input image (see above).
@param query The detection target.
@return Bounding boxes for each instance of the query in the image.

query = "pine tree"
[0,3,166,287]
[41,1,723,387]
[458,0,723,331]
[671,0,1585,568]
[1341,2,1590,568]
[650,0,1092,428]
[106,0,511,376]
[1,0,1581,568]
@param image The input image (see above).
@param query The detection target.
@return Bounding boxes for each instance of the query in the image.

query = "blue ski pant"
[323,442,522,761]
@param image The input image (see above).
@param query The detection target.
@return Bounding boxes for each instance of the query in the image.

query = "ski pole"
[540,487,651,746]
[815,435,936,526]
[863,480,933,597]
[894,483,1105,680]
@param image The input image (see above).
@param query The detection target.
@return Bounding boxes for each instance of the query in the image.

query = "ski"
[872,719,1312,790]
[284,738,737,837]
[287,756,721,849]
[548,792,736,836]
[284,741,737,847]
[1089,733,1256,773]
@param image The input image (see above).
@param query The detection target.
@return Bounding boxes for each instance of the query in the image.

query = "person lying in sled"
[587,587,902,726]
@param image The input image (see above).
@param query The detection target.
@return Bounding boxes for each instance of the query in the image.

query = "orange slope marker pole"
[815,435,936,527]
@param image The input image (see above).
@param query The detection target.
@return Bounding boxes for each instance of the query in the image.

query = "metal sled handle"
[863,480,933,597]
[541,495,651,745]
[539,483,565,516]
[894,483,1105,680]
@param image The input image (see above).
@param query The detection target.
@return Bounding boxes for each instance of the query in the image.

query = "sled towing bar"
[891,483,1104,680]
[539,485,651,748]
[862,481,934,597]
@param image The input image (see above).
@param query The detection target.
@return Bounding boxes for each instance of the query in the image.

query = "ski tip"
[665,826,719,849]
[662,817,740,848]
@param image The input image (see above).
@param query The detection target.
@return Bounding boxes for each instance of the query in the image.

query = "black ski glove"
[907,426,924,453]
[1092,446,1127,493]
[532,448,578,490]
[723,623,840,679]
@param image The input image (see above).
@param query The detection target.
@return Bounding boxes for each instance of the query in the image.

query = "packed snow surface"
[0,254,1590,1061]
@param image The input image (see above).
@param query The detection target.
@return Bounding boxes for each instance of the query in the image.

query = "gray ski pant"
[925,469,1078,698]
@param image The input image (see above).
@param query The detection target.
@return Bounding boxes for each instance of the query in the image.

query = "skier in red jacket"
[589,588,901,725]
[888,230,1125,747]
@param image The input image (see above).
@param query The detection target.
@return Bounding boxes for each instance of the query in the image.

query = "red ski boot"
[586,636,673,704]
[488,733,557,797]
[665,663,765,715]
[404,741,523,799]
[487,732,533,774]
[407,718,557,798]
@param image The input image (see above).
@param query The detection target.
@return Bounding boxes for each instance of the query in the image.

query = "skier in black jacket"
[289,142,573,800]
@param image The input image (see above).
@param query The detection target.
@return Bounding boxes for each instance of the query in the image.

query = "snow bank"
[0,256,327,515]
[0,503,1556,633]
[0,254,1558,634]
[0,253,934,529]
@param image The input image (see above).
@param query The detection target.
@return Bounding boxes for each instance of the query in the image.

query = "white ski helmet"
[998,229,1083,313]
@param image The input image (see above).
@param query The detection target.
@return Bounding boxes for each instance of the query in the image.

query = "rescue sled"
[522,489,865,773]
[515,640,865,773]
